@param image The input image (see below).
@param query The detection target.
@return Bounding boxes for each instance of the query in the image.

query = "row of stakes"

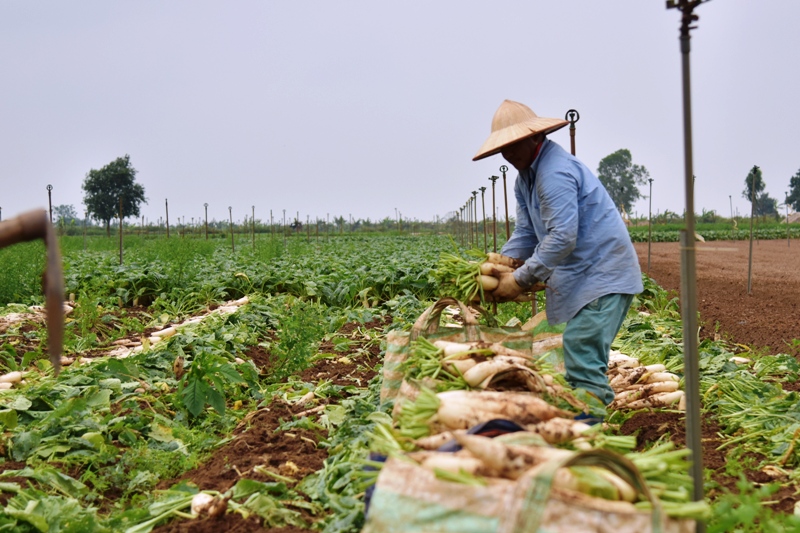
[455,109,580,254]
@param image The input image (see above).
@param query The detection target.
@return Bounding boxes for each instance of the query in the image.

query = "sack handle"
[511,448,665,533]
[410,297,480,341]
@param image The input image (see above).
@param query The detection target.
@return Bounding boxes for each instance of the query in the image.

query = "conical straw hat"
[472,100,569,161]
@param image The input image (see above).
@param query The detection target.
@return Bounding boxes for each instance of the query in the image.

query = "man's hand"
[491,272,525,301]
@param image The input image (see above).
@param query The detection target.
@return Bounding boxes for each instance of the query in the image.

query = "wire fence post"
[667,3,709,529]
[229,206,235,253]
[500,165,510,242]
[565,109,580,155]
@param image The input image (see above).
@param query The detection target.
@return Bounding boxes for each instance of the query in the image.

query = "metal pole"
[252,206,256,247]
[500,165,510,242]
[728,194,733,240]
[47,185,53,223]
[472,191,479,249]
[480,186,488,253]
[667,2,706,528]
[467,198,472,246]
[118,196,123,265]
[204,203,209,240]
[748,165,756,294]
[565,109,580,156]
[283,209,287,247]
[648,178,654,273]
[489,176,499,252]
[229,206,235,253]
[786,193,790,248]
[165,199,170,239]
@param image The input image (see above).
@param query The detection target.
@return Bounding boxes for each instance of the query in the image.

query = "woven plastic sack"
[362,448,695,533]
[380,297,545,404]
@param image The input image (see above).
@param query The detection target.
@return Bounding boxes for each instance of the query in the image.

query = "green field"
[0,235,797,531]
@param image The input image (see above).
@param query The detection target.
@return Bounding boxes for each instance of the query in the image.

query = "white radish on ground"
[622,390,685,410]
[0,371,24,384]
[454,433,571,480]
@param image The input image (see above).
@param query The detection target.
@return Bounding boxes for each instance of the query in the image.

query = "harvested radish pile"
[607,350,685,410]
[368,324,709,522]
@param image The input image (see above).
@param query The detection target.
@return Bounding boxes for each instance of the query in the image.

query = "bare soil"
[151,318,389,532]
[634,240,800,353]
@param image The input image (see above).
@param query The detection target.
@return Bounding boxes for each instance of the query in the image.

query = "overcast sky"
[2,1,798,226]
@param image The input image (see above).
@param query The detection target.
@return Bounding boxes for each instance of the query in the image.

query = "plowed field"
[634,239,800,354]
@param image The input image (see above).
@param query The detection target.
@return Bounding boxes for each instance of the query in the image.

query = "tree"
[787,168,800,212]
[82,155,147,236]
[742,165,765,204]
[52,204,78,225]
[596,149,650,215]
[756,192,778,218]
[742,165,780,219]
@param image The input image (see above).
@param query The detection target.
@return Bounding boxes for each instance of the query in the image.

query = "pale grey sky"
[2,1,798,226]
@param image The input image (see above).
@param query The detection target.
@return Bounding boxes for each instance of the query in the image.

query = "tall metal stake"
[472,191,479,249]
[165,199,170,239]
[118,196,123,265]
[47,185,53,223]
[729,195,734,240]
[648,178,654,273]
[489,176,499,252]
[204,203,209,240]
[229,206,235,253]
[480,186,488,253]
[667,2,708,530]
[787,193,791,247]
[252,206,256,247]
[747,165,757,294]
[565,109,580,155]
[500,166,510,242]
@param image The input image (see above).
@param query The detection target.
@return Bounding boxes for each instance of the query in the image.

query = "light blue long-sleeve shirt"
[501,139,643,324]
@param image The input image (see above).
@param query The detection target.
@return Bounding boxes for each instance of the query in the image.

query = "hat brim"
[472,118,569,161]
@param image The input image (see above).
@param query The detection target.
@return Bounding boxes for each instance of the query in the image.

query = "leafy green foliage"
[788,168,800,212]
[707,477,800,532]
[82,155,147,236]
[596,148,650,214]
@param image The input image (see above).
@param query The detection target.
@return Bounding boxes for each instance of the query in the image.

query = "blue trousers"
[562,293,634,405]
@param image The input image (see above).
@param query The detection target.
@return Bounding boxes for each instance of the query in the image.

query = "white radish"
[455,433,571,480]
[438,390,571,424]
[0,383,13,390]
[623,391,685,410]
[444,358,477,375]
[151,326,177,338]
[433,340,488,358]
[526,417,592,444]
[645,372,680,384]
[419,453,485,474]
[462,360,514,387]
[622,380,680,394]
[480,262,515,276]
[0,371,24,384]
[414,431,457,450]
[478,275,499,291]
[191,493,215,515]
[435,401,501,430]
[486,253,523,268]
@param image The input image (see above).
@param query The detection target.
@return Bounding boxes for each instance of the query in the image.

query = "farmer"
[472,99,643,406]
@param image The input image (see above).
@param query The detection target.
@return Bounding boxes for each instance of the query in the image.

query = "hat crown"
[491,100,539,133]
